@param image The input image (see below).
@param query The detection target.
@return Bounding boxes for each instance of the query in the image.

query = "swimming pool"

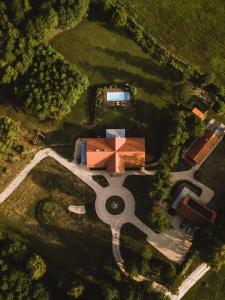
[107,92,130,101]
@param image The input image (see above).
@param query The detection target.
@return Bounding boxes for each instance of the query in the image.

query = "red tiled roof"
[185,130,219,165]
[192,107,206,121]
[86,137,145,173]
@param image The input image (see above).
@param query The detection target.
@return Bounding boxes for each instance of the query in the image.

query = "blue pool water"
[107,92,130,101]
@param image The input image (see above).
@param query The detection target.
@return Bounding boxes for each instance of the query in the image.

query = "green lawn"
[183,267,225,300]
[50,19,176,159]
[120,0,225,85]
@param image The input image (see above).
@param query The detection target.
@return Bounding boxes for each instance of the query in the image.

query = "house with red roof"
[83,129,145,174]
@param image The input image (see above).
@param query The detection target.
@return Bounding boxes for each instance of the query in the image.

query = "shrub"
[0,116,18,159]
[111,7,128,27]
[130,85,137,96]
[102,283,120,300]
[26,255,46,280]
[148,203,170,233]
[213,98,225,114]
[67,280,85,298]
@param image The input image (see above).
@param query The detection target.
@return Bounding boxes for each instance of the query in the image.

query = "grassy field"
[121,0,225,85]
[183,266,225,300]
[50,18,176,159]
[0,157,123,297]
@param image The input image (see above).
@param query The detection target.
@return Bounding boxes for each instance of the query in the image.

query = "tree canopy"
[14,44,89,120]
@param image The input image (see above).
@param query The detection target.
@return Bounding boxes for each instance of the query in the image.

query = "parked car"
[179,219,189,229]
[186,225,195,235]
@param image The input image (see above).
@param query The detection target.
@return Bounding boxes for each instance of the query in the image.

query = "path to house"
[0,148,211,300]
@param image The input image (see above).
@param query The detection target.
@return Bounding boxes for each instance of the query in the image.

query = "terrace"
[102,86,131,107]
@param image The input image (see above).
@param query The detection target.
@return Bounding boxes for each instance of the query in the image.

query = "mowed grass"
[183,266,225,300]
[50,19,176,158]
[121,0,225,85]
[0,157,118,289]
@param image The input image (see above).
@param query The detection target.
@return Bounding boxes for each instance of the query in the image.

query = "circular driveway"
[95,185,136,228]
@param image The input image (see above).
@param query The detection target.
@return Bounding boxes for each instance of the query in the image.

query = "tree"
[25,6,58,41]
[211,244,225,272]
[0,3,36,83]
[112,269,122,282]
[148,203,170,233]
[141,245,152,260]
[53,0,90,30]
[186,114,205,138]
[32,282,50,300]
[26,255,46,280]
[5,0,31,25]
[0,116,18,159]
[173,82,193,105]
[102,283,120,300]
[112,7,128,27]
[67,280,85,298]
[130,85,137,96]
[213,98,225,114]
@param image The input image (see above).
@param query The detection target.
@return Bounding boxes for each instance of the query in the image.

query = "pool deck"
[103,86,131,107]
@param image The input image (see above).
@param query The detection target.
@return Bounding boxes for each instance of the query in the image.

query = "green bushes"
[195,211,225,272]
[0,116,18,159]
[148,111,191,232]
[67,280,86,298]
[111,6,128,27]
[0,229,49,299]
[213,98,225,114]
[52,0,90,30]
[25,5,59,41]
[26,255,46,280]
[14,44,89,120]
[0,2,36,83]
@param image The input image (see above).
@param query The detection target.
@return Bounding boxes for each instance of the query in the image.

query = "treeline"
[14,44,89,120]
[0,229,49,299]
[93,0,225,113]
[93,0,205,81]
[148,111,204,233]
[0,2,36,83]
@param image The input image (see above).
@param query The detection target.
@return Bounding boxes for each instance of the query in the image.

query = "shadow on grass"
[93,46,178,81]
[80,63,166,96]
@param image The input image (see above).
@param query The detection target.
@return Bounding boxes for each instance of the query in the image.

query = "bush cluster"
[148,111,193,233]
[0,229,49,299]
[0,116,18,159]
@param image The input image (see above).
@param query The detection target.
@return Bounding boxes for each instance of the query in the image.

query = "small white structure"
[106,129,125,138]
[68,205,86,215]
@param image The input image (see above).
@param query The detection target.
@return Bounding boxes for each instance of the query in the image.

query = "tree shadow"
[93,45,179,81]
[80,62,166,96]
